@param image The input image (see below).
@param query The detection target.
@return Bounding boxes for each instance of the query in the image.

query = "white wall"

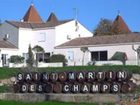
[0,20,92,56]
[55,20,92,46]
[54,48,90,66]
[54,43,139,66]
[88,44,137,60]
[0,22,19,47]
[18,20,92,55]
[18,28,55,54]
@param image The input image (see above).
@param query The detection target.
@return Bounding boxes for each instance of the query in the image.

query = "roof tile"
[6,19,73,29]
[23,4,43,23]
[0,40,17,49]
[47,12,58,25]
[112,15,131,34]
[56,33,140,48]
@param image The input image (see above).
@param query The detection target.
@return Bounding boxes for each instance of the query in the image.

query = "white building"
[0,4,92,66]
[54,15,140,66]
[0,40,17,67]
[55,33,140,66]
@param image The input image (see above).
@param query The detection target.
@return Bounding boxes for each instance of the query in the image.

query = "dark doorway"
[36,53,50,62]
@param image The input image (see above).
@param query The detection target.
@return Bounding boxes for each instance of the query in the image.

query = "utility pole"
[73,8,79,31]
[132,45,140,66]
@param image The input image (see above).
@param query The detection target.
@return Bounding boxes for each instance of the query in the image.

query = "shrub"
[9,55,24,64]
[50,54,67,66]
[110,51,127,65]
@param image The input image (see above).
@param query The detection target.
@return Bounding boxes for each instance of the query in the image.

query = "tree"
[80,47,89,65]
[94,17,131,36]
[93,18,113,35]
[26,44,34,67]
[32,45,45,67]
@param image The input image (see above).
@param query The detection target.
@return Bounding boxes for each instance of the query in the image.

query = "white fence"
[95,60,137,66]
[38,62,63,67]
[9,62,63,68]
[67,59,138,66]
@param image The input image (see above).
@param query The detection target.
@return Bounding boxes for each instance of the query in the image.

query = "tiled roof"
[47,12,58,25]
[6,19,73,29]
[0,41,17,49]
[5,5,73,29]
[56,33,140,48]
[23,4,43,23]
[112,15,131,33]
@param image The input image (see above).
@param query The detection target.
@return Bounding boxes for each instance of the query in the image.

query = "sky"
[0,0,140,32]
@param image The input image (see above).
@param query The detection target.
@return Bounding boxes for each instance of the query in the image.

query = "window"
[38,32,46,42]
[91,51,107,61]
[2,54,9,67]
[67,51,74,61]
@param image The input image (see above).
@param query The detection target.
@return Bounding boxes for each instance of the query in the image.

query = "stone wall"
[0,93,120,103]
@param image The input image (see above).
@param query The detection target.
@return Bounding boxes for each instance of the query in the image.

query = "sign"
[13,70,136,93]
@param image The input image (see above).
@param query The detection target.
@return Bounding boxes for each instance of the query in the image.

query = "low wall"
[95,60,137,66]
[67,60,138,66]
[9,62,63,68]
[38,62,63,67]
[9,63,27,68]
[95,61,122,65]
[0,93,120,103]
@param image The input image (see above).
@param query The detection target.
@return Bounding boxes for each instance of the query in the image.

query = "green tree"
[80,47,89,65]
[93,18,113,35]
[32,45,45,67]
[26,44,34,67]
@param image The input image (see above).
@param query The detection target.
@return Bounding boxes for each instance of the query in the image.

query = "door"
[2,54,9,67]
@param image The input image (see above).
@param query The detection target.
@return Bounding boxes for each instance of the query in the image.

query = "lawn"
[0,65,140,79]
[0,100,114,105]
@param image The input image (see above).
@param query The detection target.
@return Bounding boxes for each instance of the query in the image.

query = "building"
[0,40,17,67]
[54,15,140,66]
[0,4,92,66]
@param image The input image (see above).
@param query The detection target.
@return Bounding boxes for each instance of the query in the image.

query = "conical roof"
[23,4,43,23]
[47,12,58,25]
[112,15,131,34]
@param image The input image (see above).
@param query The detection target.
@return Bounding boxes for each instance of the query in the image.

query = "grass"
[0,68,19,79]
[0,100,114,105]
[0,85,12,93]
[0,65,140,79]
[39,65,140,73]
